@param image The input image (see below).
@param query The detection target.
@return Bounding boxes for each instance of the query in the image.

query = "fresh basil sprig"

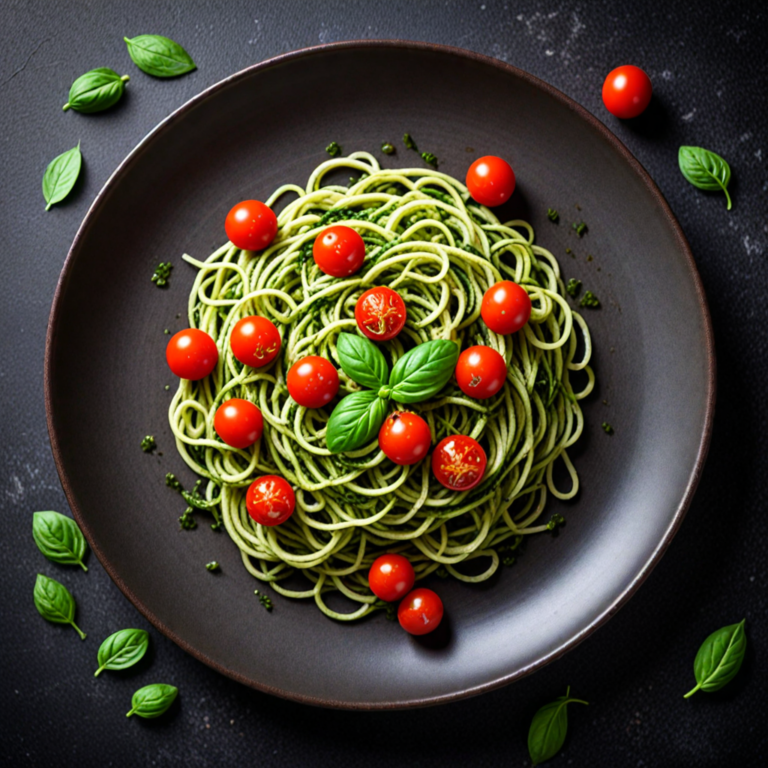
[389,339,459,403]
[32,510,89,570]
[337,332,389,390]
[42,143,82,211]
[126,683,178,718]
[124,35,196,78]
[678,146,732,210]
[33,574,86,640]
[527,687,588,766]
[684,619,746,698]
[63,68,130,113]
[95,629,150,677]
[326,391,389,453]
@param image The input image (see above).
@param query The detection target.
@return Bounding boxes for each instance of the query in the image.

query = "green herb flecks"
[502,554,516,566]
[151,262,172,287]
[32,511,89,571]
[165,473,182,491]
[126,684,178,718]
[678,146,732,210]
[684,620,747,698]
[124,35,195,78]
[254,590,273,611]
[546,513,565,532]
[381,142,395,155]
[421,152,438,168]
[565,278,582,298]
[547,208,559,222]
[580,291,600,308]
[326,141,341,157]
[141,435,156,452]
[528,687,588,766]
[205,561,220,572]
[42,143,82,211]
[572,221,587,237]
[63,68,130,113]
[403,133,418,151]
[179,507,197,530]
[33,574,86,640]
[435,567,449,579]
[95,629,149,676]
[602,422,614,435]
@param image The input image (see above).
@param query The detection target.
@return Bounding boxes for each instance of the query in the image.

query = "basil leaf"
[33,574,86,640]
[63,68,130,113]
[326,391,388,453]
[527,687,588,766]
[126,683,178,718]
[678,145,732,210]
[42,143,82,211]
[337,332,389,389]
[389,339,459,403]
[124,35,196,78]
[684,619,747,698]
[95,629,149,676]
[32,511,88,571]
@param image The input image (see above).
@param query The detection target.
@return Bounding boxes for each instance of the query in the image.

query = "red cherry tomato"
[166,328,218,380]
[230,316,281,368]
[378,412,432,465]
[481,281,532,335]
[368,554,416,602]
[466,156,516,207]
[246,475,295,527]
[225,200,278,251]
[313,225,366,277]
[286,356,339,409]
[398,588,444,635]
[355,287,407,341]
[431,435,487,491]
[214,398,264,449]
[455,346,507,400]
[602,65,652,119]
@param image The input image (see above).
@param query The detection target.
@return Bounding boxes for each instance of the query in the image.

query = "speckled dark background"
[1,1,766,766]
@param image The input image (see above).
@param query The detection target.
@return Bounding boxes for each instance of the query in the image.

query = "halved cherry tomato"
[432,435,487,491]
[368,554,415,602]
[313,225,366,277]
[225,200,278,251]
[466,156,516,207]
[166,328,218,380]
[481,281,532,335]
[286,356,339,409]
[602,65,652,119]
[378,411,432,465]
[455,346,507,400]
[355,286,407,341]
[214,399,264,449]
[230,316,281,368]
[398,588,444,635]
[246,475,295,527]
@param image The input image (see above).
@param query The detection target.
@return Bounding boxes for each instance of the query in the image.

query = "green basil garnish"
[42,143,82,211]
[126,683,178,718]
[63,68,129,113]
[678,145,732,210]
[33,574,86,640]
[684,619,746,698]
[95,629,150,677]
[32,510,88,571]
[124,34,196,78]
[336,332,389,390]
[326,390,388,453]
[389,339,459,403]
[527,687,588,766]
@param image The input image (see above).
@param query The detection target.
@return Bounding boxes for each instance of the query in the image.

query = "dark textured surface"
[1,0,765,764]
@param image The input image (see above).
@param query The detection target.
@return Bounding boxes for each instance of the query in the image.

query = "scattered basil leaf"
[32,511,88,571]
[403,133,418,151]
[126,683,178,718]
[678,146,732,210]
[421,151,438,168]
[326,390,388,453]
[336,332,389,390]
[684,619,747,698]
[95,629,149,676]
[42,143,82,211]
[389,339,459,403]
[63,68,129,113]
[565,278,581,298]
[528,687,588,766]
[579,291,600,308]
[33,574,86,640]
[124,35,196,78]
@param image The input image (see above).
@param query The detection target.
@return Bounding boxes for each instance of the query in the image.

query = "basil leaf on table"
[124,35,196,78]
[389,339,459,403]
[42,143,82,211]
[527,686,588,766]
[63,68,130,113]
[32,510,89,570]
[684,619,747,698]
[126,683,178,718]
[326,390,388,453]
[94,628,149,676]
[336,332,389,389]
[678,145,733,210]
[33,574,86,640]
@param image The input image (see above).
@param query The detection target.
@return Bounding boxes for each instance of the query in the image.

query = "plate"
[45,42,714,709]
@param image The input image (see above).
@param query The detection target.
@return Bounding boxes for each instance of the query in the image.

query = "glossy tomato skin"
[602,65,652,119]
[378,411,432,465]
[368,554,416,602]
[398,588,444,636]
[481,281,532,335]
[225,200,278,251]
[355,287,407,341]
[214,399,264,449]
[313,225,366,277]
[432,435,487,491]
[230,316,281,368]
[286,356,339,409]
[246,475,296,526]
[466,156,516,207]
[455,346,507,399]
[166,328,219,380]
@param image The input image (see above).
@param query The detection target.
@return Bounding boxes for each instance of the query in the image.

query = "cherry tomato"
[398,588,444,635]
[602,65,652,119]
[355,287,407,341]
[455,346,507,400]
[378,412,432,465]
[286,356,339,409]
[313,225,366,277]
[225,200,278,251]
[466,156,516,207]
[214,398,264,449]
[246,475,295,527]
[368,554,416,602]
[166,328,218,380]
[230,316,281,368]
[432,435,487,491]
[481,281,532,335]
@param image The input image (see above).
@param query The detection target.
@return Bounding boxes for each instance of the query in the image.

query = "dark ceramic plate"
[45,42,714,709]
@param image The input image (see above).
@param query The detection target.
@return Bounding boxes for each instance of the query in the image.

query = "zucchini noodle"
[168,152,594,621]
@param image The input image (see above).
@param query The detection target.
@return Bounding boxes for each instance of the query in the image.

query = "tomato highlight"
[378,411,432,465]
[355,286,407,341]
[431,435,487,491]
[214,399,264,449]
[466,155,516,207]
[481,281,532,335]
[455,345,507,399]
[246,475,295,527]
[165,328,218,381]
[368,554,416,602]
[230,316,281,368]
[225,200,278,251]
[286,356,339,409]
[602,65,653,119]
[398,588,444,635]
